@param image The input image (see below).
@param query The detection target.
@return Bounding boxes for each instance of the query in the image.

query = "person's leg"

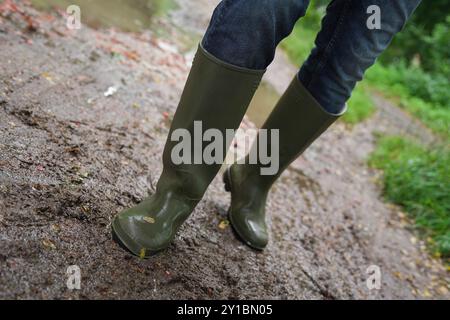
[299,0,422,114]
[112,0,308,257]
[202,0,311,70]
[226,0,421,249]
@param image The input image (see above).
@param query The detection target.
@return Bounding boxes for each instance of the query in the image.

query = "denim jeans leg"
[202,0,311,70]
[298,0,421,114]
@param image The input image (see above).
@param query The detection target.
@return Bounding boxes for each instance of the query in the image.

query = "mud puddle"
[32,0,281,129]
[30,0,176,32]
[246,82,280,128]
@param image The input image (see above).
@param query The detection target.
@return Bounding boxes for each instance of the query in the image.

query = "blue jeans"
[202,0,421,114]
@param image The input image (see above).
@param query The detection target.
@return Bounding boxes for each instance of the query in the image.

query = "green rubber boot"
[224,76,346,250]
[112,45,264,257]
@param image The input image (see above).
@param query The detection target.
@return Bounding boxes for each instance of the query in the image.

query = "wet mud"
[0,1,448,299]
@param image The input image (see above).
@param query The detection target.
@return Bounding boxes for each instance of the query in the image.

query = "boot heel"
[223,168,231,192]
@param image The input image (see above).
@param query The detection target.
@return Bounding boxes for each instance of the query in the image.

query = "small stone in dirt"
[89,51,100,62]
[437,286,448,295]
[79,171,89,178]
[104,86,118,97]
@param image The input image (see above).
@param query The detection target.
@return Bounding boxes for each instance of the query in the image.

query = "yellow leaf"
[139,248,146,259]
[218,220,230,230]
[42,239,56,250]
[422,289,432,298]
[143,216,155,224]
[41,72,54,84]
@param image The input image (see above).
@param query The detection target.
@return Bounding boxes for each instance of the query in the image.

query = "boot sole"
[223,167,265,251]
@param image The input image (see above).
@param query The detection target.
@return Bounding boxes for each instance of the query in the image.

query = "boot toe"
[112,213,171,258]
[229,211,268,250]
[245,220,268,250]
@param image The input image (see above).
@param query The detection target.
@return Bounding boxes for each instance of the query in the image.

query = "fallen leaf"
[42,239,56,250]
[41,72,54,84]
[143,217,155,224]
[397,211,406,219]
[139,248,146,259]
[156,40,178,54]
[123,50,140,61]
[421,289,432,298]
[218,220,230,230]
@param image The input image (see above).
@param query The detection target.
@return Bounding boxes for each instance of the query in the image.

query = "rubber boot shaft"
[112,45,264,257]
[226,76,346,249]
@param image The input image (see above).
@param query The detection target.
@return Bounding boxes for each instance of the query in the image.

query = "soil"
[0,0,448,299]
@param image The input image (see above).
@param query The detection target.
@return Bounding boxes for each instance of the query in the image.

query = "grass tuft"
[369,136,450,259]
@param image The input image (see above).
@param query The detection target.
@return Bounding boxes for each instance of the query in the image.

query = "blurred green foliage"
[281,4,375,125]
[366,64,450,138]
[381,2,450,77]
[369,136,450,259]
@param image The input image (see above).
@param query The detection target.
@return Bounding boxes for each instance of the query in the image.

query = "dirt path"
[0,1,448,299]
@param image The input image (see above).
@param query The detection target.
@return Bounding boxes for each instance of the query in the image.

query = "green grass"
[366,64,450,138]
[281,22,375,124]
[343,84,375,124]
[369,136,450,259]
[281,23,317,66]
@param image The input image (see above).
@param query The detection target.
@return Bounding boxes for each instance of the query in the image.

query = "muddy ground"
[0,1,448,299]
